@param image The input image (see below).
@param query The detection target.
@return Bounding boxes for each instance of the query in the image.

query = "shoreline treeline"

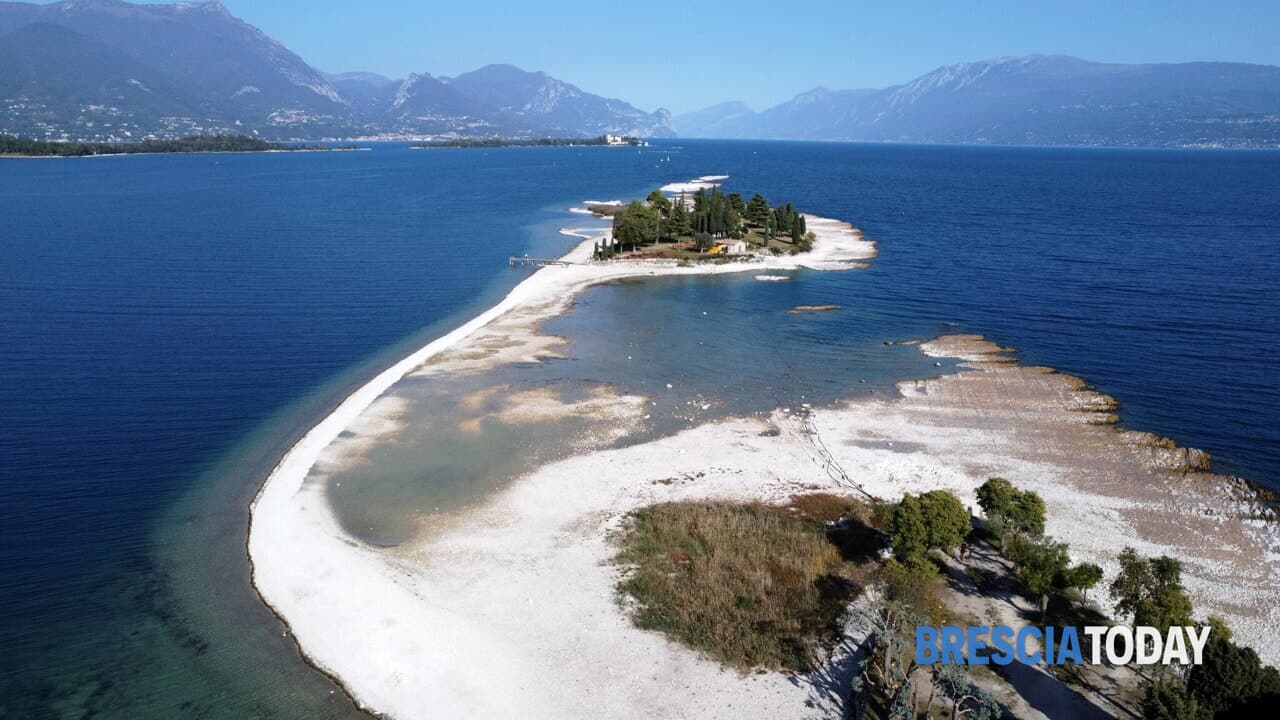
[594,185,816,259]
[0,134,328,157]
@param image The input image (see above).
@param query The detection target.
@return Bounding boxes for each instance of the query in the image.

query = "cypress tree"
[746,193,770,227]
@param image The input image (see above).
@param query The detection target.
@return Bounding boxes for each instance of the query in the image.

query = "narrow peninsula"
[0,134,355,157]
[413,134,646,149]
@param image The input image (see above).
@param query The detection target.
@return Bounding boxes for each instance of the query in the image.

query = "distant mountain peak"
[173,1,231,15]
[792,86,832,104]
[468,63,545,79]
[392,72,439,109]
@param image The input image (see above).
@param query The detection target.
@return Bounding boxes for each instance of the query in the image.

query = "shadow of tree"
[995,660,1115,720]
[790,632,875,719]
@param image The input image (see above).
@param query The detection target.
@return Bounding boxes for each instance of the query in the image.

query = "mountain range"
[676,55,1280,148]
[0,0,673,140]
[1,1,1277,148]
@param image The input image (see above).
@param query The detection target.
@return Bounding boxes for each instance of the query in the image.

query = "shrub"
[889,490,970,562]
[976,477,1045,537]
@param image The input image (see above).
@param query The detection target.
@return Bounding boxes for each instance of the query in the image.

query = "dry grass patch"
[615,497,872,671]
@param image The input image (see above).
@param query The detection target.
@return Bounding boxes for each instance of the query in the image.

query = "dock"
[509,256,575,268]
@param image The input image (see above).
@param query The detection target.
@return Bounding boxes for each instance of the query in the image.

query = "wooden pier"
[508,256,574,268]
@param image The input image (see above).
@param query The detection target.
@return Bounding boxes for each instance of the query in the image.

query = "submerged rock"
[787,304,840,315]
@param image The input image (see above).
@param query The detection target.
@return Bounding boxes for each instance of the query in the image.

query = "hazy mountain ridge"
[0,0,674,140]
[385,64,673,138]
[676,55,1280,148]
[3,1,1276,146]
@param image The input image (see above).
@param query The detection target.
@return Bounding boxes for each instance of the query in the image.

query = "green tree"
[1186,617,1280,715]
[727,192,746,217]
[670,200,692,237]
[745,193,770,227]
[613,201,660,250]
[917,490,970,555]
[889,495,930,562]
[1141,678,1211,720]
[1006,536,1099,617]
[1110,548,1194,633]
[1007,535,1071,617]
[976,478,1017,518]
[1066,562,1104,602]
[1009,490,1046,537]
[976,477,1045,537]
[771,203,800,237]
[890,491,970,562]
[646,189,672,216]
[977,478,1015,551]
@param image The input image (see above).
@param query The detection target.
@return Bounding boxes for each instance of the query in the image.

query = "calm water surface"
[1,141,1277,717]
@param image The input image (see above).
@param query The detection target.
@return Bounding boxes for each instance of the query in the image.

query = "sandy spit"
[252,332,1280,720]
[248,186,875,718]
[251,187,1276,718]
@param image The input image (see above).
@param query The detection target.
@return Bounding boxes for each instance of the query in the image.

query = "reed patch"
[614,496,874,671]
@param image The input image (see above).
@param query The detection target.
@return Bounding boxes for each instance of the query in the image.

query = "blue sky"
[47,0,1280,114]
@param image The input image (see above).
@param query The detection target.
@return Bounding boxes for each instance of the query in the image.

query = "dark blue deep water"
[1,141,1277,717]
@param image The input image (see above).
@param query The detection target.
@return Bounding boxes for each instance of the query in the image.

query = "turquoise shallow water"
[2,141,1278,717]
[322,269,956,547]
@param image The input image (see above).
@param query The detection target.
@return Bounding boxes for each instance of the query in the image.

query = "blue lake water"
[1,141,1277,717]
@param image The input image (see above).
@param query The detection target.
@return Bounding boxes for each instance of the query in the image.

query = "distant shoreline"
[412,135,647,149]
[0,147,369,159]
[0,134,367,159]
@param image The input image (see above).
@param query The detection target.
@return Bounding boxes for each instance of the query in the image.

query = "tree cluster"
[610,200,661,251]
[975,478,1100,617]
[0,134,292,156]
[1134,590,1280,719]
[868,475,1279,720]
[1109,547,1194,634]
[1100,546,1280,719]
[975,476,1046,538]
[1004,534,1102,617]
[593,185,818,260]
[690,187,743,240]
[1184,618,1280,718]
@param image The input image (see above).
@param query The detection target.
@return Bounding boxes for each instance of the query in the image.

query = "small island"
[0,134,350,158]
[591,186,816,261]
[413,134,646,149]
